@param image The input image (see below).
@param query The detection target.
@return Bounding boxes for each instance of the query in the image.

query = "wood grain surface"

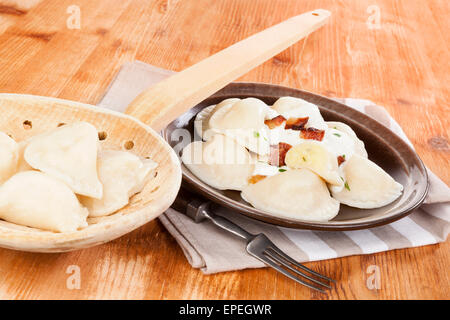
[0,0,448,299]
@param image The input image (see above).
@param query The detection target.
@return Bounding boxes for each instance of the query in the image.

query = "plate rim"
[165,82,429,231]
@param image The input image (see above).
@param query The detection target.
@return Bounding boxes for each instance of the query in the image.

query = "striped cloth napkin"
[99,61,450,274]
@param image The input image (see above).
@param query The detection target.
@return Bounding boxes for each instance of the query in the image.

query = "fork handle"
[174,189,253,241]
[197,203,254,241]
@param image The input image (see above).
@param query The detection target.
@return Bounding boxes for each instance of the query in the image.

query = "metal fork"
[173,191,335,292]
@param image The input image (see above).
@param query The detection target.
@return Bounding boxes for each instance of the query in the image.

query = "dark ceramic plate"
[162,83,429,230]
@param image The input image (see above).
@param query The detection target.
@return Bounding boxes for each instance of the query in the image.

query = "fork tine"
[251,252,326,293]
[268,245,335,282]
[264,248,331,289]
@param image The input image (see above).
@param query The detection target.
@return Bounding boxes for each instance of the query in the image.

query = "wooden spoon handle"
[125,9,331,131]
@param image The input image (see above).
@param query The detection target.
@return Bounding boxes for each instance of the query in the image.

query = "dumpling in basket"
[24,122,103,199]
[79,150,158,217]
[0,132,19,184]
[16,139,33,172]
[0,171,88,233]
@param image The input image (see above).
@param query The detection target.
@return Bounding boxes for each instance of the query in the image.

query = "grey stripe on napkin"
[99,61,450,274]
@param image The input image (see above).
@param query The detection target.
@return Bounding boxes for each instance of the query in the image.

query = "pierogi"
[200,98,273,155]
[326,121,368,158]
[272,96,328,130]
[16,139,33,172]
[79,150,158,217]
[0,132,19,184]
[24,122,103,199]
[194,98,241,139]
[331,154,403,208]
[182,134,254,191]
[0,122,158,233]
[242,169,340,221]
[182,96,403,222]
[0,171,88,233]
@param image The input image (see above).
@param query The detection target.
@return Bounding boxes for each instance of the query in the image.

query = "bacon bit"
[285,117,309,130]
[337,155,346,166]
[300,128,325,141]
[269,142,292,166]
[264,115,286,129]
[248,175,267,184]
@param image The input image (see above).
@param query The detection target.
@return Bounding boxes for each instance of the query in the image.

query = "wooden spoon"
[0,9,330,252]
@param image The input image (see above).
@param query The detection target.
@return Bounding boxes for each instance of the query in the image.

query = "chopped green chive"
[334,126,338,129]
[253,131,260,138]
[278,168,287,172]
[342,154,346,159]
[333,133,341,137]
[263,136,268,141]
[344,181,351,191]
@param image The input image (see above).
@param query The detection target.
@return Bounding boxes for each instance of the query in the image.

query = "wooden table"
[0,0,448,300]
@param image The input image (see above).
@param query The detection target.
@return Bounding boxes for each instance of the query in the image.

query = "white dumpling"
[182,134,254,191]
[133,158,159,193]
[284,141,343,186]
[0,132,19,184]
[331,154,403,208]
[79,150,158,217]
[209,98,267,130]
[194,98,241,139]
[0,171,88,232]
[326,121,368,158]
[24,122,103,199]
[16,139,33,172]
[272,97,327,130]
[207,98,271,155]
[194,104,216,139]
[241,169,340,221]
[321,128,361,162]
